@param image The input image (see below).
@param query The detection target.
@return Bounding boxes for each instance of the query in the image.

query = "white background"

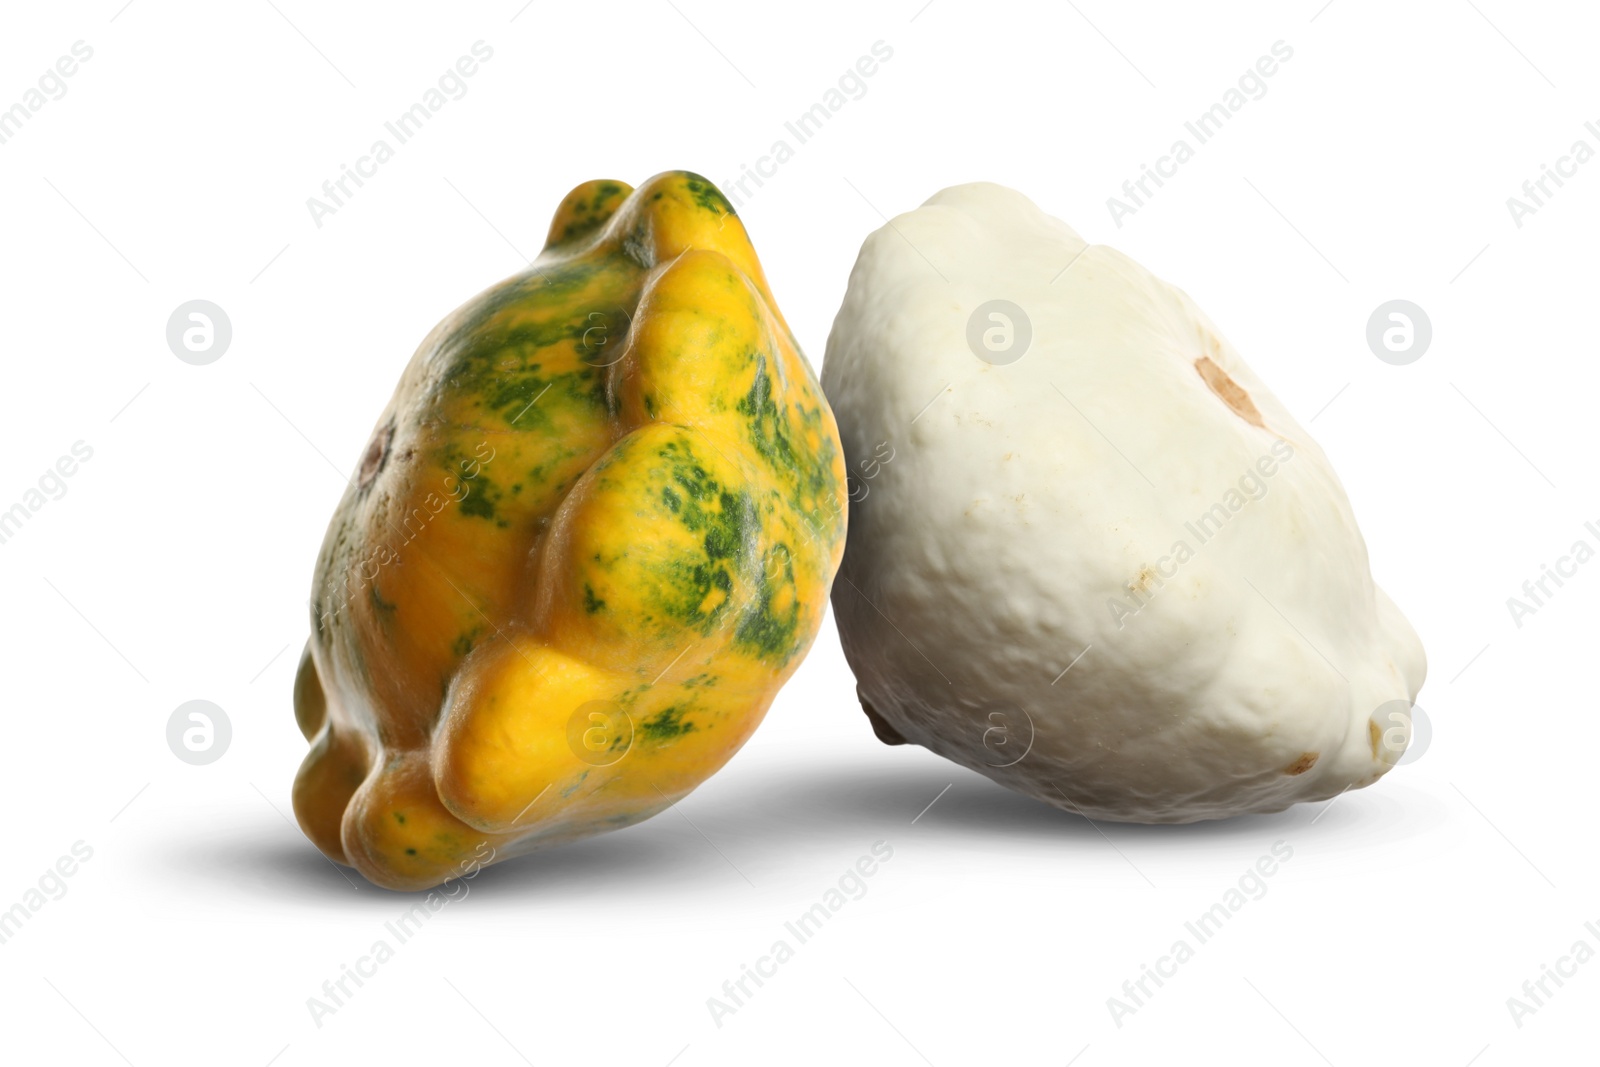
[0,1,1594,1064]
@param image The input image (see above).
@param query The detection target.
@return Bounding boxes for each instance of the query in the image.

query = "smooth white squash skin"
[822,182,1425,822]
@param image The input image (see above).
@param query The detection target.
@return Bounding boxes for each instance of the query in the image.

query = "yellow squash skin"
[292,172,847,891]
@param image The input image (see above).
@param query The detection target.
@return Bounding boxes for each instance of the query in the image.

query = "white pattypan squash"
[822,182,1425,822]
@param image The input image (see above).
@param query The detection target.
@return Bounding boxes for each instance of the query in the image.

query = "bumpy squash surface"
[292,172,846,890]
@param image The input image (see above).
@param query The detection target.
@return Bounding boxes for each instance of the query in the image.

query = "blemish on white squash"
[1285,752,1318,775]
[1195,356,1265,429]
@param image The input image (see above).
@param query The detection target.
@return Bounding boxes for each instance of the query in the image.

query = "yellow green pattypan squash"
[292,172,846,890]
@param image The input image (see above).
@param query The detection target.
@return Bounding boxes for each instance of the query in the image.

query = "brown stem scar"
[1196,356,1265,429]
